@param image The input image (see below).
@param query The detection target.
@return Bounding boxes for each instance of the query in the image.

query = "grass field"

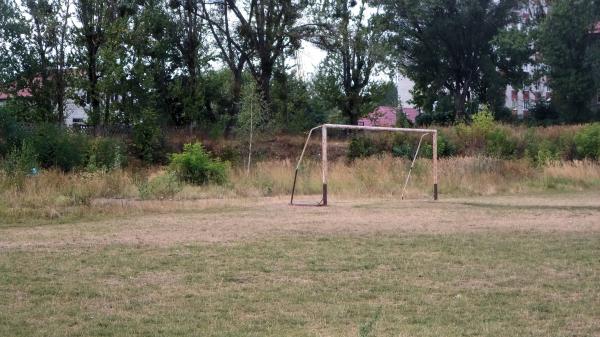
[1,192,600,336]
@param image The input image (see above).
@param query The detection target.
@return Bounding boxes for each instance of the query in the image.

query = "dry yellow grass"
[1,156,599,225]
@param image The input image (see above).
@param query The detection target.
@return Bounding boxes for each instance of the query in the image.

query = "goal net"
[290,124,439,206]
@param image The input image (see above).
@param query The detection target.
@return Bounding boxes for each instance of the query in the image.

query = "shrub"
[348,136,377,161]
[392,142,413,158]
[86,137,127,171]
[132,109,166,164]
[486,128,517,158]
[0,109,27,157]
[415,110,455,126]
[1,140,38,189]
[29,124,89,171]
[169,142,229,185]
[471,106,496,135]
[528,101,560,125]
[574,123,600,160]
[136,172,182,200]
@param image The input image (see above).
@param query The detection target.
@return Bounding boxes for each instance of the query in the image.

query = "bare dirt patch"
[1,192,599,250]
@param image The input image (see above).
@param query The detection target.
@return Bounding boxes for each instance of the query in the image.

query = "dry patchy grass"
[1,193,600,336]
[1,156,600,226]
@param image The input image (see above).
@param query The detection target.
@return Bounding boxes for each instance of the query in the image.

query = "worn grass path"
[1,193,599,336]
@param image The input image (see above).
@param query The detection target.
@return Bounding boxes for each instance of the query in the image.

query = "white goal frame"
[290,124,438,206]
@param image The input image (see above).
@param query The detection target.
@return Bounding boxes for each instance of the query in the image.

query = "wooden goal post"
[290,124,438,206]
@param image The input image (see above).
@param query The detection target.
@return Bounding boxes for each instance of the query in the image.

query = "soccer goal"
[290,124,439,206]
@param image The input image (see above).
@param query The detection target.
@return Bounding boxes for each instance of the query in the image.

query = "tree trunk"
[88,45,101,126]
[258,70,271,110]
[454,90,466,120]
[225,69,243,137]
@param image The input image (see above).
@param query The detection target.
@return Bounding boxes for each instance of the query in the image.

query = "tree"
[73,0,114,125]
[376,0,523,119]
[201,0,312,117]
[538,0,600,122]
[23,0,62,122]
[312,0,386,125]
[0,0,31,85]
[199,0,247,132]
[309,56,344,123]
[167,0,208,125]
[54,0,72,124]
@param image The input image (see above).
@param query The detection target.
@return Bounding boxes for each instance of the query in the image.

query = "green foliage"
[471,106,496,135]
[415,110,455,126]
[86,138,126,172]
[347,136,377,161]
[574,123,600,160]
[1,140,38,189]
[237,82,268,137]
[0,107,27,156]
[522,130,566,166]
[313,0,387,125]
[169,142,229,185]
[527,101,560,125]
[486,128,517,158]
[272,71,325,133]
[538,0,600,122]
[29,124,88,172]
[136,172,182,200]
[132,109,166,164]
[378,0,524,117]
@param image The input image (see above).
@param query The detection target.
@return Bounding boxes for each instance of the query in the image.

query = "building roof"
[358,106,397,127]
[403,108,419,123]
[357,106,420,127]
[0,88,32,100]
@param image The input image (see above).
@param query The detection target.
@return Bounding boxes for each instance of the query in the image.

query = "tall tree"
[202,0,312,116]
[54,0,72,124]
[538,0,600,122]
[312,0,386,125]
[376,0,522,118]
[24,0,61,121]
[74,0,124,125]
[199,0,247,131]
[168,0,207,125]
[0,0,31,86]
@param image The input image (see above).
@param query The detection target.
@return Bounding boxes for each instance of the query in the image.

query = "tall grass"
[1,156,600,224]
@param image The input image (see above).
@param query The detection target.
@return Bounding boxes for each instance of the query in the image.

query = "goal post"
[290,123,438,206]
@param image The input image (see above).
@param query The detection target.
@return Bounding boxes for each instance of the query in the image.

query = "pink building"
[357,106,419,127]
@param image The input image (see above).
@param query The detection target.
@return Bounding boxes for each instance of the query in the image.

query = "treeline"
[0,0,599,134]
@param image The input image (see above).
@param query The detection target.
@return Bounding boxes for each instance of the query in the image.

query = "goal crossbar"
[290,124,439,206]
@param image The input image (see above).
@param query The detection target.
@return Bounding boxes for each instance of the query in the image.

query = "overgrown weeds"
[1,156,600,225]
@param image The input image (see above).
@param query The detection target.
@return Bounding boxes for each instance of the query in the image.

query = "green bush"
[86,137,127,171]
[392,142,413,158]
[471,106,496,136]
[0,109,27,157]
[486,128,517,158]
[574,123,600,160]
[1,140,38,189]
[136,172,182,200]
[348,136,377,161]
[29,124,89,171]
[169,142,229,185]
[132,109,166,164]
